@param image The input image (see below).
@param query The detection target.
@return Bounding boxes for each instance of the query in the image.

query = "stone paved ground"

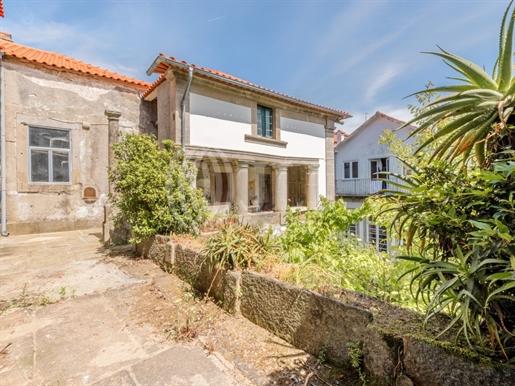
[0,229,253,386]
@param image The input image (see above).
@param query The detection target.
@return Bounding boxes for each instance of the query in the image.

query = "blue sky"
[0,0,509,132]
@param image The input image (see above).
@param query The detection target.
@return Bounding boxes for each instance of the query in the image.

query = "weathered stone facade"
[3,57,156,234]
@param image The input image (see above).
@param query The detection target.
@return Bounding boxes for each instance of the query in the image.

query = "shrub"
[108,134,207,241]
[202,218,278,270]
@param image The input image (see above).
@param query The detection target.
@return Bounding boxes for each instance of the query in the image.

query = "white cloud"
[364,63,405,103]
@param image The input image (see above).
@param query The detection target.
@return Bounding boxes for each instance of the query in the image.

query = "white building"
[143,54,351,222]
[334,111,415,252]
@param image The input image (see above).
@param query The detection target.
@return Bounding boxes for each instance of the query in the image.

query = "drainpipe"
[180,66,193,151]
[0,52,8,236]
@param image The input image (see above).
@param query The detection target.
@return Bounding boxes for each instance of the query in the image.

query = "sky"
[0,0,509,132]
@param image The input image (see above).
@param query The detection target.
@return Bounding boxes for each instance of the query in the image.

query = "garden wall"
[139,235,515,386]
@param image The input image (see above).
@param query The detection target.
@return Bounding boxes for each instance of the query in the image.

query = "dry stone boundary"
[137,235,515,386]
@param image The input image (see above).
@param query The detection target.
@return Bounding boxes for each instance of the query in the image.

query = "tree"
[108,134,207,241]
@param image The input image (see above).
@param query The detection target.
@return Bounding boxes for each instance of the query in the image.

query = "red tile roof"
[333,129,349,145]
[144,53,351,119]
[142,73,166,98]
[0,38,149,89]
[0,0,4,18]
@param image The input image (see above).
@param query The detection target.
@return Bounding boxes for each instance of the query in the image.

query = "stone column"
[209,162,216,204]
[306,165,319,209]
[274,164,288,213]
[102,110,126,246]
[105,110,122,194]
[235,161,249,214]
[325,124,336,200]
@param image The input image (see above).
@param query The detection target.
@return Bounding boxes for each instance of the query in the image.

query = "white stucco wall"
[189,93,327,197]
[334,116,414,180]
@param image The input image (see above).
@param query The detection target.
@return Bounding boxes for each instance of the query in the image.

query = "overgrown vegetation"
[377,1,515,362]
[276,198,415,307]
[109,134,207,242]
[202,199,417,309]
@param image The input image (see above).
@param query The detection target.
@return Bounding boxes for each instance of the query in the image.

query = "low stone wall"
[139,236,515,386]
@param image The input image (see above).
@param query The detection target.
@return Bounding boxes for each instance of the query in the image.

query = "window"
[257,105,273,138]
[368,222,388,253]
[29,127,71,183]
[343,161,358,179]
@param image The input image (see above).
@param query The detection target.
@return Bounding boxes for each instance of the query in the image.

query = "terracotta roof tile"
[333,129,349,145]
[142,73,166,99]
[0,0,4,18]
[145,54,351,118]
[0,39,149,89]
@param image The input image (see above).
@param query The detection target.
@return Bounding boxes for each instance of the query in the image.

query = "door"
[287,166,306,206]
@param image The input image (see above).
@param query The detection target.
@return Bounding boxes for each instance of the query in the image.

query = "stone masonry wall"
[4,58,157,234]
[140,236,515,386]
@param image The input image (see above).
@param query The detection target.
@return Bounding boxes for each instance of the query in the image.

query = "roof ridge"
[146,54,351,118]
[0,39,150,89]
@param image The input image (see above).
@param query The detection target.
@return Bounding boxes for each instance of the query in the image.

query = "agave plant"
[379,153,515,361]
[402,0,515,166]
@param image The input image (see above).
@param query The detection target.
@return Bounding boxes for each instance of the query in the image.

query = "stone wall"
[140,236,515,386]
[4,58,157,234]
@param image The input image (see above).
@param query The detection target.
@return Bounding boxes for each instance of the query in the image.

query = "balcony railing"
[335,177,407,197]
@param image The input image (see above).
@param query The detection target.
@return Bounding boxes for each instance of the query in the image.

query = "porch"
[192,157,319,215]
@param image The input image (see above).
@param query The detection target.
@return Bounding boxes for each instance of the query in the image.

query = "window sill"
[244,134,288,148]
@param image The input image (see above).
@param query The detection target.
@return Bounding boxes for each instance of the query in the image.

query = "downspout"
[180,66,193,151]
[0,52,8,236]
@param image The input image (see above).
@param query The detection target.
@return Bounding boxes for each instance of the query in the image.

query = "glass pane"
[352,162,358,178]
[31,149,49,182]
[265,108,273,137]
[257,107,263,136]
[52,151,70,182]
[29,127,70,149]
[371,161,378,179]
[344,163,350,179]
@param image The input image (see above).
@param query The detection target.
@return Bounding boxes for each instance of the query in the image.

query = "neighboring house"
[333,129,348,146]
[143,54,350,219]
[0,33,156,234]
[334,111,415,252]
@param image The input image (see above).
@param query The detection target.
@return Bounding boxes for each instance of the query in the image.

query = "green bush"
[108,134,207,242]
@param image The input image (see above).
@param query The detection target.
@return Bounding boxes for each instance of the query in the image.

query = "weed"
[39,295,53,306]
[347,341,367,386]
[59,286,66,298]
[317,341,328,365]
[166,315,199,341]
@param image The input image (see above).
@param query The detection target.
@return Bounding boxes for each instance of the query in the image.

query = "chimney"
[0,31,12,42]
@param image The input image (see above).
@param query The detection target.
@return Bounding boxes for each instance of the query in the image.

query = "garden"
[108,1,515,375]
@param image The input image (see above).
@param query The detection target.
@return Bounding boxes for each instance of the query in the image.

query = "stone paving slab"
[0,229,253,386]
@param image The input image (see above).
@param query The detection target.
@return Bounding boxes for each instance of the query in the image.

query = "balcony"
[335,177,407,197]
